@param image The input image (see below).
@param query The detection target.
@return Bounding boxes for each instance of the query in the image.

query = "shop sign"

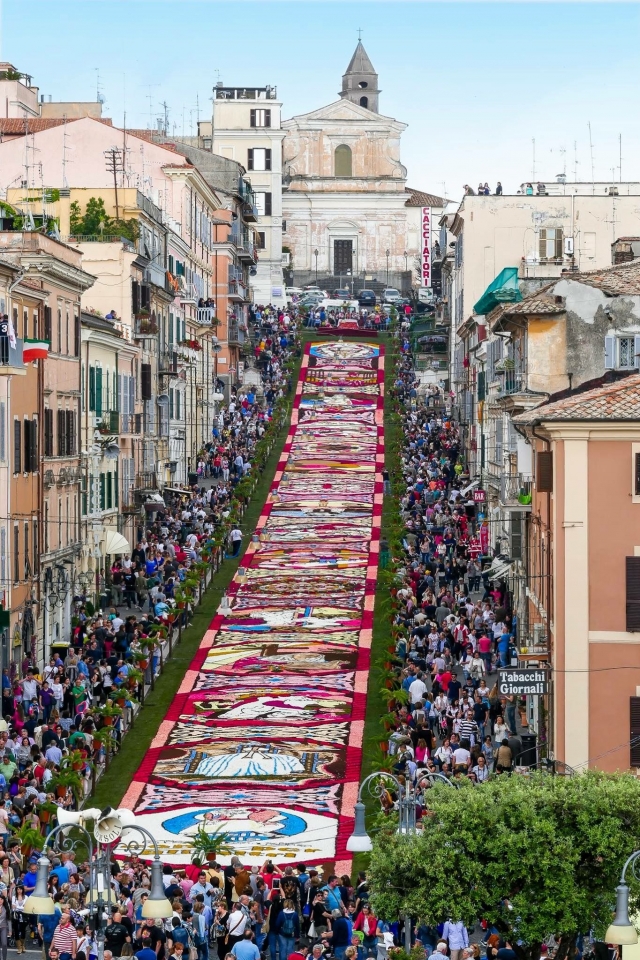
[498,668,549,695]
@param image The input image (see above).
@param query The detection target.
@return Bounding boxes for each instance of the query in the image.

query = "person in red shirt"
[477,633,493,675]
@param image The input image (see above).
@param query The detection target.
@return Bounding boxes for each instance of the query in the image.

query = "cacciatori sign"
[498,668,549,695]
[421,206,431,288]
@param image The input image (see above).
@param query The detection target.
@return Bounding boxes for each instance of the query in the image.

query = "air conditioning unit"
[564,237,574,256]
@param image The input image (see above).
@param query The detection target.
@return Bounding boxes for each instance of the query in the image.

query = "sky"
[1,0,640,200]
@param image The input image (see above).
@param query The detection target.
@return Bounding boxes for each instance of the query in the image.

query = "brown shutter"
[265,149,272,170]
[250,109,256,128]
[265,193,272,216]
[141,362,152,401]
[635,452,640,496]
[264,109,271,128]
[44,409,53,458]
[247,149,254,170]
[536,451,553,492]
[627,557,640,631]
[13,420,21,474]
[631,697,640,766]
[43,306,52,343]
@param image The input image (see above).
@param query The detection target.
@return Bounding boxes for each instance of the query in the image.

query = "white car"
[304,285,329,297]
[285,287,305,302]
[383,288,402,304]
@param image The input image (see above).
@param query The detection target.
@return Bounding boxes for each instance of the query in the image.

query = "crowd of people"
[303,307,392,331]
[382,341,527,799]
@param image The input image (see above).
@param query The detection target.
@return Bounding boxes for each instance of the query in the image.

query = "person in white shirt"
[452,745,471,768]
[408,675,427,705]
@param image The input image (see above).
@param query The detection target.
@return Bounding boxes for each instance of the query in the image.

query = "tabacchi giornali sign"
[498,668,549,695]
[421,206,431,288]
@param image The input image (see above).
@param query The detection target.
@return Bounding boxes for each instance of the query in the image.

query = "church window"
[334,144,352,177]
[358,81,368,89]
[360,96,368,108]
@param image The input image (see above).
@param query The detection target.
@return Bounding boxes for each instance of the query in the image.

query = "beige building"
[207,85,285,306]
[282,43,411,289]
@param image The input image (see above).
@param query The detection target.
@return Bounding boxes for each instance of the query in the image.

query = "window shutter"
[636,453,640,497]
[66,410,75,455]
[477,370,486,402]
[114,464,118,510]
[634,336,640,369]
[604,336,616,370]
[44,306,52,343]
[129,376,135,418]
[74,315,80,356]
[265,193,272,216]
[23,420,30,473]
[141,363,152,401]
[57,410,65,457]
[495,419,503,462]
[536,451,553,492]
[626,557,640,631]
[176,391,181,421]
[29,419,37,471]
[555,231,563,260]
[169,389,174,420]
[631,697,640,766]
[265,109,271,128]
[247,149,254,170]
[95,368,103,416]
[44,409,53,457]
[13,420,21,473]
[117,374,123,415]
[0,402,5,462]
[250,109,256,127]
[511,512,523,560]
[89,366,96,411]
[538,229,546,261]
[132,280,140,315]
[265,149,272,170]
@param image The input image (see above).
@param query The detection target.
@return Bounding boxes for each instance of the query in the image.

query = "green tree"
[69,200,83,235]
[368,772,640,960]
[81,197,111,234]
[68,198,138,242]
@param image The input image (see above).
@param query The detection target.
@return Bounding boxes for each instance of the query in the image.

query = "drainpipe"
[530,420,553,760]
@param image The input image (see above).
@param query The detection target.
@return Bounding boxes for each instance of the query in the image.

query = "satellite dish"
[105,443,120,459]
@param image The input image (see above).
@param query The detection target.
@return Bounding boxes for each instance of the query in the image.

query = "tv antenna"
[104,147,125,218]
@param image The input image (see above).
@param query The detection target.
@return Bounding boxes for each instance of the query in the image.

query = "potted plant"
[131,650,150,669]
[95,701,123,726]
[36,800,58,825]
[13,824,45,860]
[48,768,84,802]
[126,667,144,689]
[188,825,232,863]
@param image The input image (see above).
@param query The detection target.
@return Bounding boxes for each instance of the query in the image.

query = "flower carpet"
[121,340,384,872]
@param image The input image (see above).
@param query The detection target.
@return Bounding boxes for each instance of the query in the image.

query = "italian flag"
[23,339,50,362]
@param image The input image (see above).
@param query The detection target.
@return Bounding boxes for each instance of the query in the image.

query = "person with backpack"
[274,900,300,960]
[320,877,343,915]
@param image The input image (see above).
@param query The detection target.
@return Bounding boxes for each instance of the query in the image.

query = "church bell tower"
[339,41,380,113]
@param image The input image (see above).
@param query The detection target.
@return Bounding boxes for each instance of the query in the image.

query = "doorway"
[334,240,353,275]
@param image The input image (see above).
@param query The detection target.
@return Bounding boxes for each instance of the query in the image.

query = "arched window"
[334,144,352,177]
[359,96,368,108]
[358,81,368,89]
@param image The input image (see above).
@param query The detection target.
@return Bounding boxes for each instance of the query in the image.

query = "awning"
[483,558,514,580]
[104,529,131,555]
[473,267,522,316]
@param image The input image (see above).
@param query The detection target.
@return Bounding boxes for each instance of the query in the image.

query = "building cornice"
[21,257,95,295]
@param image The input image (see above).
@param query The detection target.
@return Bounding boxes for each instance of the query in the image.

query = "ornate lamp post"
[605,850,640,944]
[347,771,456,951]
[23,808,172,960]
[314,248,319,284]
[385,249,390,285]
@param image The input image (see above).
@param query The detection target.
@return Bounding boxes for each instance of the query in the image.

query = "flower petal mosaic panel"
[121,341,384,872]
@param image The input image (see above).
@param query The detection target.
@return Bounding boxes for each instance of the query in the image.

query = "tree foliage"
[69,197,139,243]
[368,772,640,960]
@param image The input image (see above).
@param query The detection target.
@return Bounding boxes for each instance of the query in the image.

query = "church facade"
[282,43,438,291]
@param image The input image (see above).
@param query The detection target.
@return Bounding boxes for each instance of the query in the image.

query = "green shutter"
[169,389,174,419]
[89,366,96,412]
[114,465,119,510]
[95,368,103,416]
[106,472,113,509]
[99,473,106,510]
[169,314,174,345]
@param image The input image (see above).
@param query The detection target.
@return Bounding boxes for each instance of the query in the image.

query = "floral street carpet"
[120,341,384,872]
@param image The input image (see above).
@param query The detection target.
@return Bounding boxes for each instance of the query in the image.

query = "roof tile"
[514,372,640,423]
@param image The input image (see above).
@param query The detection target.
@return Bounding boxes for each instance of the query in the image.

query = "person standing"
[441,920,469,960]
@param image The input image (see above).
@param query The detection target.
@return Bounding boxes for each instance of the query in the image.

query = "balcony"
[97,411,120,435]
[228,322,247,346]
[238,238,258,262]
[228,279,248,300]
[242,200,258,223]
[0,338,26,376]
[196,307,217,326]
[499,474,532,512]
[135,471,157,490]
[134,316,159,338]
[179,282,198,303]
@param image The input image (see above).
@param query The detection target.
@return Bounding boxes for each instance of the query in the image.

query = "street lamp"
[385,249,390,285]
[23,810,172,958]
[347,771,456,951]
[605,850,640,944]
[314,248,319,284]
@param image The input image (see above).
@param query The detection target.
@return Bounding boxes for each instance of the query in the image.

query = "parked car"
[332,288,351,299]
[382,287,401,304]
[285,287,305,302]
[357,289,376,306]
[304,285,328,297]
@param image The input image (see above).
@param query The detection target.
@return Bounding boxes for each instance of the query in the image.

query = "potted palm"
[188,825,232,863]
[95,701,123,726]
